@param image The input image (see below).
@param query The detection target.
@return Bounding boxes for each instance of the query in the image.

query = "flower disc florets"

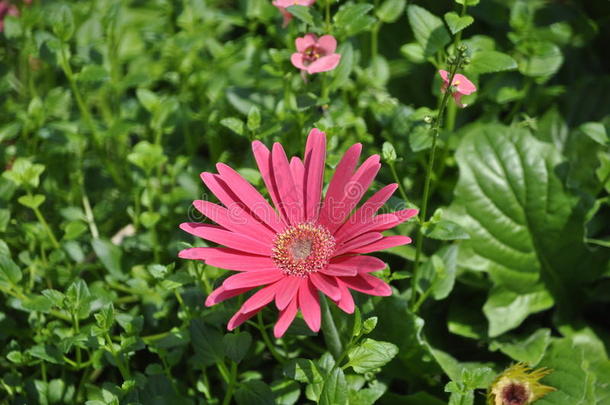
[272,223,335,277]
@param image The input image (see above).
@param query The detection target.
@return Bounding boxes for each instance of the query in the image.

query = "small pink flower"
[439,69,477,108]
[272,0,316,27]
[291,34,341,75]
[179,129,417,338]
[0,1,19,32]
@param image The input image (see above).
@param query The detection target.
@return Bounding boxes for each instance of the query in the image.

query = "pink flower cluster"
[271,0,341,75]
[439,69,477,108]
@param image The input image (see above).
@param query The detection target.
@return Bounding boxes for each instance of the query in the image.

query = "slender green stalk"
[222,361,238,405]
[320,295,342,359]
[104,332,131,380]
[371,23,380,60]
[257,312,285,364]
[410,58,463,311]
[29,197,60,249]
[325,0,331,32]
[388,162,409,204]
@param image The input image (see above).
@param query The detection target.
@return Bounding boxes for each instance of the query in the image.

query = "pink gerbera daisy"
[179,129,417,338]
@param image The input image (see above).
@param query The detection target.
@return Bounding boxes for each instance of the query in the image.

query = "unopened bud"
[424,115,433,124]
[457,44,467,54]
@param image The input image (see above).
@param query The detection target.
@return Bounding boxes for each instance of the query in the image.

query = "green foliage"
[1,0,608,403]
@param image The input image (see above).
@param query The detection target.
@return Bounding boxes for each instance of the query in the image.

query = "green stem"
[256,312,285,364]
[222,361,238,405]
[371,23,380,60]
[410,60,462,311]
[30,199,60,249]
[320,295,342,359]
[72,312,82,368]
[325,0,331,32]
[104,332,131,380]
[388,162,409,204]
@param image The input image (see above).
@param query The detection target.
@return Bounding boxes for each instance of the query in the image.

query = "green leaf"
[361,317,378,335]
[329,42,354,92]
[483,286,554,337]
[51,4,75,42]
[468,51,518,74]
[319,367,348,405]
[444,12,474,35]
[400,43,425,64]
[346,338,399,373]
[136,89,160,112]
[536,337,610,404]
[376,0,406,23]
[76,65,110,83]
[409,124,433,152]
[189,318,225,366]
[424,220,470,240]
[407,5,451,57]
[0,255,22,285]
[2,158,45,188]
[91,238,124,279]
[455,0,479,5]
[3,16,22,39]
[334,4,376,37]
[448,124,595,298]
[127,141,167,174]
[235,380,275,405]
[271,380,301,405]
[431,244,459,300]
[517,41,563,78]
[284,358,324,384]
[223,332,252,363]
[285,5,314,25]
[220,117,245,136]
[348,381,387,405]
[489,328,551,364]
[66,279,93,319]
[579,122,608,145]
[247,106,261,132]
[18,194,46,210]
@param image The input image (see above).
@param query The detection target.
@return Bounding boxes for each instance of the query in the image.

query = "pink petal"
[290,157,305,195]
[438,69,450,84]
[222,270,284,290]
[317,35,337,54]
[452,92,467,108]
[274,299,298,338]
[303,128,326,221]
[350,235,412,253]
[228,308,262,330]
[179,223,271,256]
[330,255,386,274]
[205,285,250,307]
[192,200,275,244]
[334,280,355,313]
[295,34,318,53]
[200,173,279,237]
[324,155,381,233]
[334,183,398,241]
[298,279,321,332]
[334,232,384,256]
[274,276,303,310]
[454,73,477,94]
[216,163,284,232]
[307,54,341,74]
[318,143,362,227]
[272,143,304,225]
[290,53,308,71]
[178,247,275,271]
[240,282,280,313]
[252,141,290,226]
[309,272,341,301]
[341,273,392,296]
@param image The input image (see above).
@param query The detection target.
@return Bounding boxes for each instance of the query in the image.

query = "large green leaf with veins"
[448,124,598,332]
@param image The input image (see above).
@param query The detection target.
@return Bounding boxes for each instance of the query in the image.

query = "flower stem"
[222,361,238,405]
[410,58,462,312]
[320,295,342,359]
[29,196,60,249]
[256,312,285,364]
[388,161,409,205]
